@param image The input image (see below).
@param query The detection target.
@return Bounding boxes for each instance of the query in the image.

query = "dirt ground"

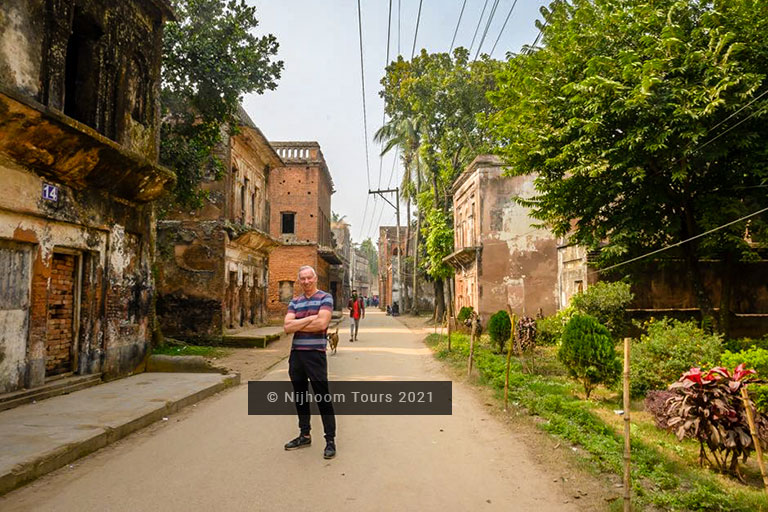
[1,311,620,511]
[394,313,621,510]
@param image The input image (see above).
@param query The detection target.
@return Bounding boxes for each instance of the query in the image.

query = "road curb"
[0,373,239,496]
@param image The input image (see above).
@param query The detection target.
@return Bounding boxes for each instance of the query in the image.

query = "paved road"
[0,311,579,511]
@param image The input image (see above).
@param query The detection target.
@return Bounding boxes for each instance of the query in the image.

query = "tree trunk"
[402,197,411,313]
[434,278,446,322]
[411,177,421,315]
[681,234,715,331]
[719,251,735,338]
[446,276,454,321]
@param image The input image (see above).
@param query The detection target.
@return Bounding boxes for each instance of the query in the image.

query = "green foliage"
[569,281,633,338]
[488,310,512,353]
[457,306,474,324]
[721,347,768,413]
[359,238,379,277]
[161,0,283,207]
[420,196,454,279]
[558,314,621,399]
[424,332,764,510]
[631,318,723,398]
[536,307,575,346]
[485,0,768,316]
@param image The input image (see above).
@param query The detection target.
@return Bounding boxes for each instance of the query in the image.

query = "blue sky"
[244,0,549,244]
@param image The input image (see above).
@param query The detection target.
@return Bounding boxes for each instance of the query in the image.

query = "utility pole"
[369,188,400,311]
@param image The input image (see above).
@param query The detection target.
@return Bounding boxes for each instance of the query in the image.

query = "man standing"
[347,289,365,342]
[283,265,336,459]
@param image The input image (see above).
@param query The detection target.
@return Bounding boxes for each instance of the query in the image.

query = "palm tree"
[374,116,426,314]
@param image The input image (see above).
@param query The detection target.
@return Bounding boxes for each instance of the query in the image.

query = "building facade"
[330,221,351,310]
[351,246,372,298]
[267,142,341,318]
[156,109,282,341]
[444,155,558,321]
[378,226,406,310]
[0,0,175,392]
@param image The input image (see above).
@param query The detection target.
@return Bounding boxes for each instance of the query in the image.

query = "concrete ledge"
[0,372,239,496]
[221,333,281,348]
[146,354,228,373]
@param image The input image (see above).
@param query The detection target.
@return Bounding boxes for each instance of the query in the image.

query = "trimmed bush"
[558,314,621,399]
[537,308,573,345]
[457,306,474,324]
[721,347,768,413]
[570,281,633,338]
[488,310,512,353]
[630,318,723,398]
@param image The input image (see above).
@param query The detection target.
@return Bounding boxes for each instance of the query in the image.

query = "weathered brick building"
[444,155,558,321]
[351,246,372,298]
[0,0,175,392]
[267,142,341,317]
[156,108,283,342]
[330,220,351,309]
[378,226,406,310]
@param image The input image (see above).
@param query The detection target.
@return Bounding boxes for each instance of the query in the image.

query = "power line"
[356,0,372,191]
[449,0,468,53]
[411,0,424,59]
[489,0,520,56]
[468,0,490,54]
[358,193,370,240]
[474,0,502,60]
[378,0,394,189]
[592,205,768,275]
[695,99,768,154]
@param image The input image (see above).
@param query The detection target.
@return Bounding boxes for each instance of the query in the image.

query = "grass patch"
[152,344,230,358]
[425,333,768,511]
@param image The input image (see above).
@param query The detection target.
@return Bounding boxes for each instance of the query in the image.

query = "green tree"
[570,281,634,339]
[379,48,501,320]
[359,238,379,278]
[558,314,621,399]
[486,0,768,333]
[161,0,283,207]
[488,310,512,353]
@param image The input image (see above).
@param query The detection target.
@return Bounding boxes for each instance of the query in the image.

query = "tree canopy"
[485,0,768,323]
[161,0,283,207]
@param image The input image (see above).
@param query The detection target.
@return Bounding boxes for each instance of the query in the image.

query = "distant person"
[347,289,365,341]
[282,265,336,459]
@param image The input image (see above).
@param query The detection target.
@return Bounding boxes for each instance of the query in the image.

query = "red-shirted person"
[347,289,365,342]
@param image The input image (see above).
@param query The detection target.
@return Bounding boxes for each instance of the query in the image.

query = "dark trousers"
[288,350,336,441]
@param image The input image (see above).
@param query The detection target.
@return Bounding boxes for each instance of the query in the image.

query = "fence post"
[467,314,477,377]
[741,385,768,495]
[504,313,517,411]
[447,314,452,352]
[623,337,631,512]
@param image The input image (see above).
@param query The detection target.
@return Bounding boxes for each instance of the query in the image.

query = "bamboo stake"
[623,337,631,512]
[504,313,517,411]
[439,312,445,339]
[467,314,477,377]
[741,385,768,496]
[447,314,452,352]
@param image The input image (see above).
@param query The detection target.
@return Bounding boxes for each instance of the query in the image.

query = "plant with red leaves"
[665,364,768,481]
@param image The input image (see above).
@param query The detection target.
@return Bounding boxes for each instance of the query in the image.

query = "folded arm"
[303,309,332,332]
[284,312,318,334]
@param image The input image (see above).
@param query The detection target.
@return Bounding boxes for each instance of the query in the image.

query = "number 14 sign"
[42,183,59,202]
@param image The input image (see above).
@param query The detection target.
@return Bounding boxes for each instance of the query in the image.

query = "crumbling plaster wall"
[0,0,45,98]
[479,170,558,319]
[155,220,226,341]
[0,161,153,390]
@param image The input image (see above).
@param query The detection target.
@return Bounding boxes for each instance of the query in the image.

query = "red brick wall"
[268,165,322,243]
[46,253,76,375]
[267,245,318,318]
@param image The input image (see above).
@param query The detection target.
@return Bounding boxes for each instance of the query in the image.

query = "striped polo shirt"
[288,290,334,351]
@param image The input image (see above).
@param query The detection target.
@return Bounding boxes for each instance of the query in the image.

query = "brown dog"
[327,327,339,355]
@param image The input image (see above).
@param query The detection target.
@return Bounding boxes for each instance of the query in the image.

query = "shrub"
[536,307,574,345]
[558,314,621,399]
[644,390,679,432]
[665,365,768,480]
[630,318,723,398]
[570,281,633,338]
[721,347,768,413]
[488,310,512,353]
[723,335,768,353]
[514,316,537,353]
[457,306,473,324]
